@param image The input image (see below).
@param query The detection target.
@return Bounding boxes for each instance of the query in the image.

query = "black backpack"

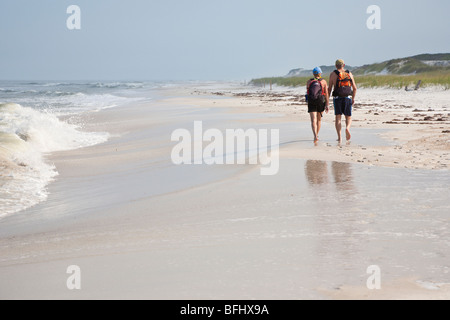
[307,78,326,105]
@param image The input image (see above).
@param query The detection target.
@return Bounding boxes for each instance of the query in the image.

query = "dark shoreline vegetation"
[250,72,450,89]
[250,53,450,89]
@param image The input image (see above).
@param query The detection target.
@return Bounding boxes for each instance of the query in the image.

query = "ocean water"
[0,81,161,218]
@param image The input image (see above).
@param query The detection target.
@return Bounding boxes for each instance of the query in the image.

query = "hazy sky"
[1,0,449,81]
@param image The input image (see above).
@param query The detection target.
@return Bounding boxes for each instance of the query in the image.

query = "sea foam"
[0,102,109,218]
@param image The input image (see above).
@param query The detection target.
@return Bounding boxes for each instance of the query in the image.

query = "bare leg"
[310,112,319,142]
[335,115,342,143]
[316,113,322,139]
[345,116,352,141]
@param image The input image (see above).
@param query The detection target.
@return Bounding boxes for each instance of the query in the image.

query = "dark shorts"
[333,97,352,116]
[308,98,326,113]
[308,104,325,113]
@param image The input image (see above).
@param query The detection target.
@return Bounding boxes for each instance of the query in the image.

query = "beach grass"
[355,73,450,89]
[250,72,450,89]
[250,77,310,88]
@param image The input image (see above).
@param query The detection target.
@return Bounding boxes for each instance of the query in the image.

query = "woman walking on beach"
[306,67,329,143]
[328,59,357,143]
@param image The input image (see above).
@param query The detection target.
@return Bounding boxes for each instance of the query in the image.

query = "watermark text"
[366,5,381,30]
[171,121,279,176]
[66,5,81,30]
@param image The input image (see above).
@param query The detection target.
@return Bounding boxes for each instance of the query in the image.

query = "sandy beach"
[0,83,449,300]
[192,84,450,170]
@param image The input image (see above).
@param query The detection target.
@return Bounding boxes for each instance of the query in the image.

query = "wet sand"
[0,84,449,300]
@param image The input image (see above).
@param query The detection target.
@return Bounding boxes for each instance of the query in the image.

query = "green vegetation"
[355,72,450,89]
[252,53,450,89]
[411,53,450,61]
[250,77,310,88]
[250,73,450,89]
[353,58,450,75]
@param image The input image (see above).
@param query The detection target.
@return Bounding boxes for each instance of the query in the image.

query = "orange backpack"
[333,70,353,97]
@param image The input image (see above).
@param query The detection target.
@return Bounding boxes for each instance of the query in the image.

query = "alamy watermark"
[66,265,81,290]
[66,5,380,31]
[66,5,81,30]
[366,5,381,30]
[171,121,279,176]
[366,265,381,290]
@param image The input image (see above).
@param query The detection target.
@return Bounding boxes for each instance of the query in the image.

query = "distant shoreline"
[250,73,450,90]
[253,53,450,89]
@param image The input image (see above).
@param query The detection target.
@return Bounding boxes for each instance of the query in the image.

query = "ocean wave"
[90,82,145,89]
[0,81,153,217]
[0,82,151,114]
[0,131,57,218]
[0,92,135,115]
[45,93,132,115]
[0,88,82,96]
[0,88,17,93]
[21,82,79,87]
[0,102,109,218]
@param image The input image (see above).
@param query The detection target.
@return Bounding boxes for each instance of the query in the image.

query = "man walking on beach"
[306,67,329,143]
[328,59,357,142]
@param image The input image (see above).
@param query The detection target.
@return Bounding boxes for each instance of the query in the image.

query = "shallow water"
[298,160,450,287]
[0,81,161,218]
[1,155,448,299]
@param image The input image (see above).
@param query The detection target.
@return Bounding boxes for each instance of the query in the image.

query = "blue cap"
[313,67,322,75]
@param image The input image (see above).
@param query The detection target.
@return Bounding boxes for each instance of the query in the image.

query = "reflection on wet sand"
[304,160,362,286]
[305,160,355,193]
[331,161,355,193]
[304,160,329,185]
